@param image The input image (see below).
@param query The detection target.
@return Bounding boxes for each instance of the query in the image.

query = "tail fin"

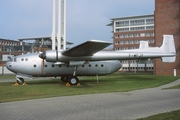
[160,35,176,62]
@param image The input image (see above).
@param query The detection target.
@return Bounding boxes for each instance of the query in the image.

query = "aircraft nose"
[6,61,11,70]
[6,61,13,72]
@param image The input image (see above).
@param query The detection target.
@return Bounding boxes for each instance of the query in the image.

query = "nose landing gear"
[15,77,26,86]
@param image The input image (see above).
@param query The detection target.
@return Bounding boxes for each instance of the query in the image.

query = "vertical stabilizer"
[160,35,175,53]
[139,41,149,49]
[160,35,176,62]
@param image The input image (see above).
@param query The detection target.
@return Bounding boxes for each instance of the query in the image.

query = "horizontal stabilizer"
[162,57,176,62]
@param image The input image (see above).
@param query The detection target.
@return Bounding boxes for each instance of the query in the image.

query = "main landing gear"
[61,76,80,86]
[61,66,81,86]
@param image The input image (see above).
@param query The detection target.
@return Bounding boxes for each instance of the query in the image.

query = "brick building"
[154,0,180,75]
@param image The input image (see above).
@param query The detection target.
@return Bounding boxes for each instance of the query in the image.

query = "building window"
[146,18,154,24]
[146,26,154,30]
[151,39,154,43]
[129,34,134,38]
[134,34,140,37]
[115,35,119,38]
[124,34,129,38]
[115,29,120,32]
[119,28,129,32]
[135,40,140,44]
[130,19,145,26]
[120,41,124,45]
[124,41,129,44]
[129,41,134,44]
[120,21,129,27]
[151,33,154,36]
[140,33,145,37]
[146,33,150,37]
[130,27,145,31]
[120,35,124,38]
[115,22,120,27]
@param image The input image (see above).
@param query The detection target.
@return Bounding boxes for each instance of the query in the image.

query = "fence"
[0,66,14,75]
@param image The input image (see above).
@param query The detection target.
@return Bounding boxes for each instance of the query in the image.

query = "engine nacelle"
[45,50,58,62]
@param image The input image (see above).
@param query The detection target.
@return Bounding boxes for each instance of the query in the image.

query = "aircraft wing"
[62,40,112,56]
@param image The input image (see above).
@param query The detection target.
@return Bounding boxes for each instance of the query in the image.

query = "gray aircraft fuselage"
[6,53,121,78]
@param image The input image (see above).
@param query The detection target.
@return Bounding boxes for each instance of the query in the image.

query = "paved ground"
[1,79,180,120]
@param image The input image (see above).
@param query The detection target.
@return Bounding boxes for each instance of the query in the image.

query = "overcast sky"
[0,0,155,46]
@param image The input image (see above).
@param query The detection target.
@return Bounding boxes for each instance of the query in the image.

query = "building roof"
[110,14,154,21]
[107,14,154,26]
[18,36,73,45]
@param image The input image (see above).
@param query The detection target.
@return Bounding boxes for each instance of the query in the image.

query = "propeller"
[39,53,46,59]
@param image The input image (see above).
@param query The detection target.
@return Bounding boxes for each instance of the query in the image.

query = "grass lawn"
[166,84,180,89]
[138,110,180,120]
[0,72,179,102]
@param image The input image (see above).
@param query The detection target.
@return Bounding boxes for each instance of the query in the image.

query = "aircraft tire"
[68,76,79,85]
[61,76,69,82]
[17,78,24,85]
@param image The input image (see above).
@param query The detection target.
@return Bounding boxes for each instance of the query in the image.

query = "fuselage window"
[45,65,48,67]
[95,64,98,67]
[82,65,84,67]
[66,65,69,67]
[59,65,62,67]
[21,58,24,61]
[33,65,37,67]
[52,64,55,67]
[89,64,91,67]
[25,58,28,61]
[101,64,104,67]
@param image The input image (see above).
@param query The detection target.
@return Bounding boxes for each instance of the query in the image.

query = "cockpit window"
[14,57,17,62]
[7,56,13,62]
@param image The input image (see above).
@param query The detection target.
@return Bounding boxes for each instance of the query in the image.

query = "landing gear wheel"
[68,76,79,85]
[61,76,69,82]
[17,78,24,85]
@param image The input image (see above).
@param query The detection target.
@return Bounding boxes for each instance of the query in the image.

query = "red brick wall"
[154,0,180,75]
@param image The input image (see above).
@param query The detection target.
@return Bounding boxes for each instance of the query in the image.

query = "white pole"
[63,0,66,50]
[57,0,62,50]
[51,0,56,50]
[174,69,176,76]
[96,74,99,83]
